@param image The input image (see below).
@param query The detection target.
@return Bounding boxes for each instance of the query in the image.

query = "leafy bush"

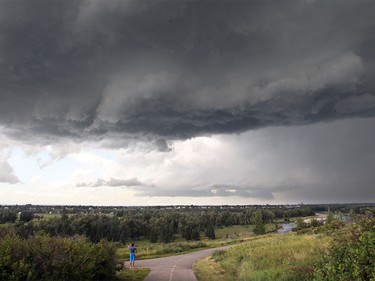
[0,233,116,281]
[315,217,375,280]
[0,210,17,224]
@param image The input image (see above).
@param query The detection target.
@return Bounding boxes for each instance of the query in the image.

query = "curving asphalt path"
[135,245,233,281]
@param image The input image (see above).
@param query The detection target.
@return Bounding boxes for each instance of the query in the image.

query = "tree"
[252,209,265,235]
[205,223,216,239]
[295,217,307,230]
[326,208,334,224]
[149,228,158,243]
[0,210,17,223]
[19,211,34,223]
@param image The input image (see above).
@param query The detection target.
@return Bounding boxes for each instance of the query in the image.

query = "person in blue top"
[128,243,137,268]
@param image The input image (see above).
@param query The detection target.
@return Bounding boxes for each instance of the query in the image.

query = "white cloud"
[0,161,19,184]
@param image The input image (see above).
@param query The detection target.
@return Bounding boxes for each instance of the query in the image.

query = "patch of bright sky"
[7,146,116,184]
[8,147,45,182]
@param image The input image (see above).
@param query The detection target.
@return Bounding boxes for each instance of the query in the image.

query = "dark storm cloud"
[1,0,375,144]
[232,117,375,203]
[77,177,146,188]
[153,138,172,152]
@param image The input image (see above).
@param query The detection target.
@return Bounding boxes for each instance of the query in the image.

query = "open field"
[215,223,278,239]
[34,213,63,220]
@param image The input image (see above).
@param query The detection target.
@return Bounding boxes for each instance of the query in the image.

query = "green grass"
[194,256,231,281]
[194,233,331,281]
[215,224,278,239]
[33,213,72,221]
[215,225,254,239]
[114,268,150,281]
[116,224,279,261]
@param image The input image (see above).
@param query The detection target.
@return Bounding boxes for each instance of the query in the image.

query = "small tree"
[295,217,307,230]
[326,208,334,224]
[252,209,265,235]
[205,223,216,240]
[0,211,17,223]
[19,211,34,223]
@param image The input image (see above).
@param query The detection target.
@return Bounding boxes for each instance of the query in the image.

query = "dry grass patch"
[193,256,230,281]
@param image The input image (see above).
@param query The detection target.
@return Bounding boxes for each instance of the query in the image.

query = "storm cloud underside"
[1,1,375,204]
[1,0,375,143]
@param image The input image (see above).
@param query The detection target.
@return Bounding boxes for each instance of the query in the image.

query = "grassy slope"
[194,233,331,281]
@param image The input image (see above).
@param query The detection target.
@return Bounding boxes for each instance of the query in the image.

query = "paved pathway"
[135,245,233,281]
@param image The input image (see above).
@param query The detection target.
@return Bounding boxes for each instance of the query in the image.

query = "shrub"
[314,217,375,280]
[0,233,116,281]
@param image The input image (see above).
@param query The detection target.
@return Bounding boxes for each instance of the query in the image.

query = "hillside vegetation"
[0,231,116,281]
[195,211,375,281]
[1,204,374,280]
[194,233,330,281]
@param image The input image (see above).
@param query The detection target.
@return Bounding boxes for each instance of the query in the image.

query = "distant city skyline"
[1,0,375,205]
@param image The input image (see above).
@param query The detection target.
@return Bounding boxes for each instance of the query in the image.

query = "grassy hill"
[194,233,330,281]
[194,214,375,281]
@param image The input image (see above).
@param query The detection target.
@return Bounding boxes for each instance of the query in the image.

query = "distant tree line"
[0,206,317,243]
[2,204,372,245]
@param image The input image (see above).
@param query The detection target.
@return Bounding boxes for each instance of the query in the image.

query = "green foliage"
[0,210,17,224]
[19,211,34,223]
[252,209,265,235]
[0,232,117,281]
[4,204,321,244]
[314,217,375,281]
[205,223,216,240]
[159,241,207,254]
[325,209,334,225]
[181,221,200,241]
[295,218,307,230]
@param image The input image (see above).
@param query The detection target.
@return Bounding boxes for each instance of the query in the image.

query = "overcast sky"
[1,0,375,206]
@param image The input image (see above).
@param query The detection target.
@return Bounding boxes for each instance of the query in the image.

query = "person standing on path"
[128,243,137,268]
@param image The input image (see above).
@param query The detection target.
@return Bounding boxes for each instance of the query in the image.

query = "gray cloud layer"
[1,1,375,145]
[135,184,285,200]
[77,177,146,188]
